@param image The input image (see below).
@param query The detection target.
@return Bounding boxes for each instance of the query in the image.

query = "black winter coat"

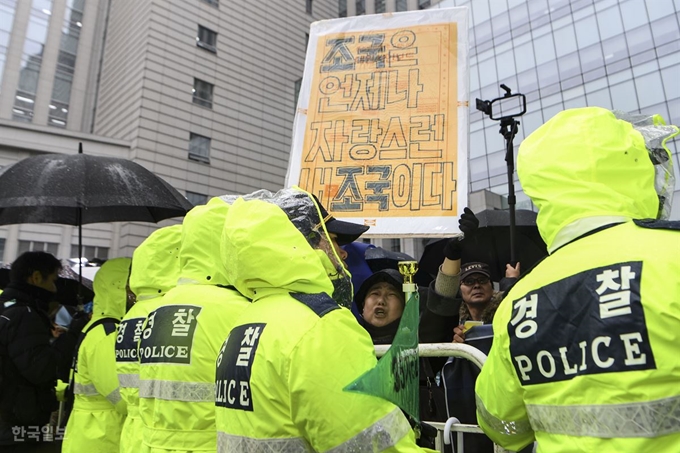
[0,282,77,445]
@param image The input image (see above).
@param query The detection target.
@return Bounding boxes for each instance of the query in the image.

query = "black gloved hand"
[443,237,463,261]
[68,311,91,336]
[459,207,479,237]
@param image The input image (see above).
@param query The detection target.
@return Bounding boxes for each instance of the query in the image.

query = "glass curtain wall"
[48,0,84,128]
[12,0,53,122]
[0,0,17,92]
[431,0,680,217]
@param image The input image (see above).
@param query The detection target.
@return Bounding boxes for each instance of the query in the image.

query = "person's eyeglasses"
[461,276,490,286]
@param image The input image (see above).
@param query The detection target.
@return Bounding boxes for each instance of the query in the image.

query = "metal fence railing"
[375,343,514,453]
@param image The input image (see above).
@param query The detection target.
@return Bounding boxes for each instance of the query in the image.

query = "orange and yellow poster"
[286,8,469,236]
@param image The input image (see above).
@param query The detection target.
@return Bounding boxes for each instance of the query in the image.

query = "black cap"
[311,195,370,245]
[460,262,491,280]
[354,268,404,312]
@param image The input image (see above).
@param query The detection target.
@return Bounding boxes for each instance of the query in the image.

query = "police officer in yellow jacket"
[137,197,249,452]
[115,225,181,453]
[475,107,680,452]
[215,188,425,452]
[63,257,132,453]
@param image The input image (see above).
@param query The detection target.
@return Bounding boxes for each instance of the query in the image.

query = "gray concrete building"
[0,0,337,262]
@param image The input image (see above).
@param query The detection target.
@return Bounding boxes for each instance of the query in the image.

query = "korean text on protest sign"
[287,9,470,236]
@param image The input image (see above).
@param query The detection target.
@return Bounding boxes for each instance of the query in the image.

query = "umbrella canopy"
[0,153,193,225]
[415,208,548,285]
[364,247,415,273]
[0,261,95,306]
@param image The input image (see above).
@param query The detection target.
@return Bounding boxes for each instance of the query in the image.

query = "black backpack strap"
[65,317,119,407]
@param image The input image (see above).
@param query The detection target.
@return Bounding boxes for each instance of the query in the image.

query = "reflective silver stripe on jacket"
[139,379,215,402]
[118,373,140,388]
[326,408,411,453]
[73,382,98,396]
[476,394,534,436]
[217,432,313,453]
[215,408,410,453]
[106,387,122,406]
[527,395,680,438]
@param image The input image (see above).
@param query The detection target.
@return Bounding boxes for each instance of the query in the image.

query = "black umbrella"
[0,262,95,306]
[415,208,547,285]
[0,149,192,225]
[364,247,415,273]
[0,145,193,300]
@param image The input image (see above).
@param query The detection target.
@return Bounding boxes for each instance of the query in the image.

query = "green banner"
[344,292,420,421]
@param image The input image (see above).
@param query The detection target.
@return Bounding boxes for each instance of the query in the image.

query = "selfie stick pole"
[499,115,519,265]
[476,84,525,266]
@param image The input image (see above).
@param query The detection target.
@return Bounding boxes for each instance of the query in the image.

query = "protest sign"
[286,8,470,236]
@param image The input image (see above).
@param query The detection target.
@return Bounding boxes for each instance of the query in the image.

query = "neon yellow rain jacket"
[116,225,181,453]
[475,107,680,452]
[137,198,249,453]
[63,257,131,453]
[215,188,423,452]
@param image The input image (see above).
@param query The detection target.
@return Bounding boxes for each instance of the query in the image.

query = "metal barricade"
[375,343,513,453]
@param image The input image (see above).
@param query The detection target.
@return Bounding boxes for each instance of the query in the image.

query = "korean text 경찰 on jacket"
[475,107,680,452]
[137,198,248,453]
[214,188,426,452]
[116,225,181,453]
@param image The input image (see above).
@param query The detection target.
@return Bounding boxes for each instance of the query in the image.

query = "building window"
[18,240,59,256]
[396,0,407,11]
[386,238,401,252]
[48,0,84,129]
[338,0,347,17]
[356,0,365,15]
[294,78,302,108]
[306,0,312,14]
[70,245,109,260]
[188,133,211,164]
[13,0,53,123]
[200,0,219,7]
[375,0,385,13]
[196,25,217,53]
[0,238,5,261]
[192,78,214,108]
[362,238,372,244]
[0,1,17,95]
[186,191,208,206]
[418,0,431,9]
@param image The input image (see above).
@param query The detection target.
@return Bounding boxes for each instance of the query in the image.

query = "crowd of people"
[0,106,678,453]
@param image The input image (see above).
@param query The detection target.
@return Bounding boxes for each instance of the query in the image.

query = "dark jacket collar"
[0,281,55,312]
[360,316,401,345]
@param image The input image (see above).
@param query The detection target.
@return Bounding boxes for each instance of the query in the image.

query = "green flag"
[344,291,420,421]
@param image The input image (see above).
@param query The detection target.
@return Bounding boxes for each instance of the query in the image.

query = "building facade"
[1,0,678,262]
[0,0,337,261]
